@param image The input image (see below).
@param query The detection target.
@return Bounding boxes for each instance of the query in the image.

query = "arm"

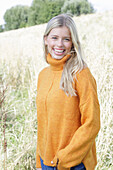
[36,73,42,169]
[53,68,100,169]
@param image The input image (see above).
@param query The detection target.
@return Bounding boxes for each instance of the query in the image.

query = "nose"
[57,39,63,47]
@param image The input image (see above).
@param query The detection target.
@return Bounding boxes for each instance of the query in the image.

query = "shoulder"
[38,66,50,78]
[74,67,98,95]
[37,66,49,85]
[76,67,96,85]
[76,67,94,79]
[74,67,99,106]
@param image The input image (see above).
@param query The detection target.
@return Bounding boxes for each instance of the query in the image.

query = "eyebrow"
[50,35,71,38]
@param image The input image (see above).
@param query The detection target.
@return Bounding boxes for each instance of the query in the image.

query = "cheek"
[47,40,54,48]
[66,43,72,51]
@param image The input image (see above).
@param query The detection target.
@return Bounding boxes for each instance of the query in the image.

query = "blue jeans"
[70,163,86,170]
[40,157,56,170]
[40,157,86,170]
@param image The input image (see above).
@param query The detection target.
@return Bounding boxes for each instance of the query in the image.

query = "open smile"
[53,48,65,55]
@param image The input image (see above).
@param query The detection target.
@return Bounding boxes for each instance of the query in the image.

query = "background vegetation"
[0,10,113,170]
[0,0,94,32]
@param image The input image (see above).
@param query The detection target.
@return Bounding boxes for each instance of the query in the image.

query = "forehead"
[49,26,71,36]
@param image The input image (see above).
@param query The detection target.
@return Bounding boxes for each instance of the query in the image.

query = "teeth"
[54,49,64,53]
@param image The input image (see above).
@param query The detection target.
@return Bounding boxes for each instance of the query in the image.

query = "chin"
[52,55,64,60]
[51,52,65,60]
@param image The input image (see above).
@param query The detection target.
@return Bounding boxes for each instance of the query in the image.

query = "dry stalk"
[0,79,7,170]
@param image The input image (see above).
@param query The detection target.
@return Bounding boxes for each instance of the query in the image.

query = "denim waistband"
[40,157,86,170]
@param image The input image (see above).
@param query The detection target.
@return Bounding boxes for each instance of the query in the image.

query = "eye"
[64,38,71,41]
[51,36,57,39]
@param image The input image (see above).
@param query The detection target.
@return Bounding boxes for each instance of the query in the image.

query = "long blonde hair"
[43,14,85,96]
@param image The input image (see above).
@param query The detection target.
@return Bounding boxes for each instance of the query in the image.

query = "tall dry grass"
[0,10,113,170]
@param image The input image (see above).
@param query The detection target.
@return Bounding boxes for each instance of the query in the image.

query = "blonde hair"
[43,14,85,96]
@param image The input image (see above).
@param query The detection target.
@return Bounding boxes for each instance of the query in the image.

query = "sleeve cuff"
[53,156,69,170]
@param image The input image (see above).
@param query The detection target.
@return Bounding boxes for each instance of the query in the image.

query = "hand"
[36,168,42,170]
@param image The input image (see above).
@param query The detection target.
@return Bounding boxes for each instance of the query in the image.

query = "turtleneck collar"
[46,53,71,71]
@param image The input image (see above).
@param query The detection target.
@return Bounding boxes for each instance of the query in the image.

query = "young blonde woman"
[36,14,100,170]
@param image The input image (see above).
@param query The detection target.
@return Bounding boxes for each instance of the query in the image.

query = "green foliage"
[28,0,64,26]
[4,5,29,31]
[27,0,42,26]
[3,0,95,31]
[61,0,94,16]
[0,25,4,32]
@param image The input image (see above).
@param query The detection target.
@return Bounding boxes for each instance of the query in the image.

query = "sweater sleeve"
[53,68,100,169]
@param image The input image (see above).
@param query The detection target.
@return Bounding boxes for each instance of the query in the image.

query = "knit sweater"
[36,53,100,170]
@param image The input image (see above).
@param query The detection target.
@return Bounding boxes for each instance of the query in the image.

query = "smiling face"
[44,26,72,59]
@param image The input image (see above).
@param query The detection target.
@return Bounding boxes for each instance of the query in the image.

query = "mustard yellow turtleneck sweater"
[36,53,100,170]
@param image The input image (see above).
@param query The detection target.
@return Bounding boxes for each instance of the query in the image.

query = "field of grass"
[0,10,113,170]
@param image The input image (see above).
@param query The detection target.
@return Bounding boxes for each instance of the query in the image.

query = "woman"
[36,14,100,170]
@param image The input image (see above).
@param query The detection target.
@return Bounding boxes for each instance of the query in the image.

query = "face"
[44,26,72,59]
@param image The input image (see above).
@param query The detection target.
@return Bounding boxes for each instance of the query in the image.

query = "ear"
[44,36,48,45]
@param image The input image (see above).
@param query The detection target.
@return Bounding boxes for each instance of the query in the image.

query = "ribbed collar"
[46,53,71,71]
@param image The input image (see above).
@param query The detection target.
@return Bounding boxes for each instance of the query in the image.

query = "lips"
[53,48,65,55]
